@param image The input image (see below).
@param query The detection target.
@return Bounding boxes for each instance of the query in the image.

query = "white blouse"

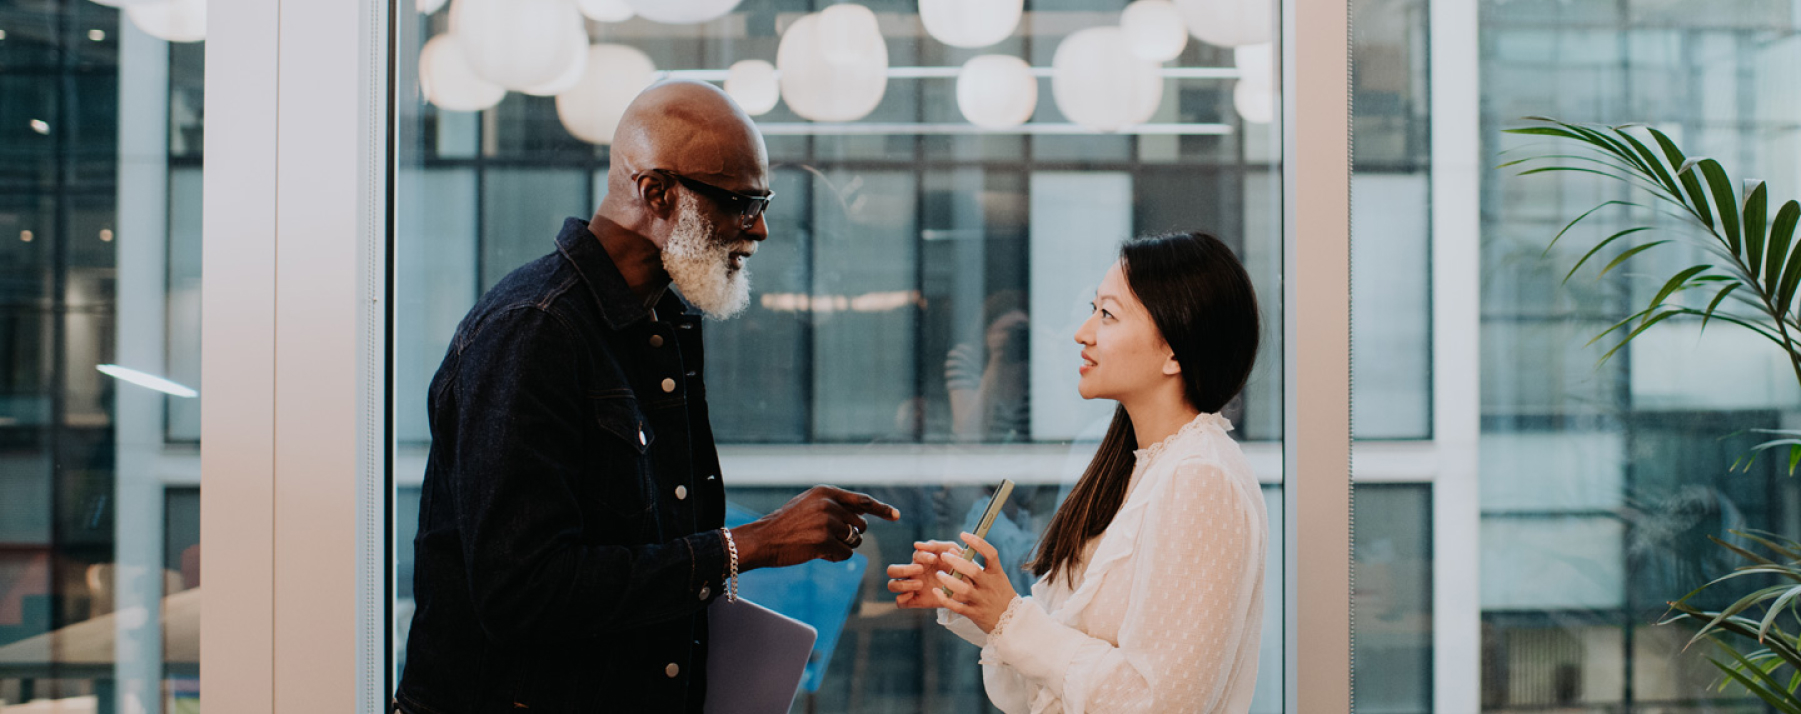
[938,412,1268,714]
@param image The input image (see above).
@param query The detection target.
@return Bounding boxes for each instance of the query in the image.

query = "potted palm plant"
[1509,116,1801,709]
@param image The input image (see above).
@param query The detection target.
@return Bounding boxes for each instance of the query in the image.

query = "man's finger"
[835,489,901,520]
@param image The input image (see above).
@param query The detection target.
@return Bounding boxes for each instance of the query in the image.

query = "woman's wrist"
[984,594,1026,636]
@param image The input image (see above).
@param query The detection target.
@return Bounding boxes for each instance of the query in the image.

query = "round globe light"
[1173,0,1271,48]
[1121,0,1188,62]
[625,0,740,24]
[555,43,657,144]
[420,34,507,112]
[521,25,590,97]
[125,0,206,43]
[1051,26,1163,132]
[576,0,633,22]
[1234,42,1273,87]
[725,59,780,116]
[450,0,585,91]
[777,12,888,122]
[918,0,1022,49]
[1233,79,1274,124]
[418,0,450,15]
[956,55,1037,129]
[818,3,880,65]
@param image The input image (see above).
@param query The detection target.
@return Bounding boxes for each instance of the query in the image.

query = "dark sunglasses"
[653,169,773,230]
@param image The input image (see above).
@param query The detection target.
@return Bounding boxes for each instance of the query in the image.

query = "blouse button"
[698,585,710,600]
[665,663,680,678]
[675,485,688,500]
[649,334,664,348]
[661,378,676,393]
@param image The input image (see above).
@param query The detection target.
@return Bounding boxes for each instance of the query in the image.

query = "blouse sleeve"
[983,458,1264,714]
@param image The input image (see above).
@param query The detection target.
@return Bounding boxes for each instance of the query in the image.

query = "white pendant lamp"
[624,0,740,24]
[1234,42,1273,87]
[555,43,657,144]
[418,0,450,15]
[1050,26,1163,132]
[577,0,634,22]
[1232,42,1274,124]
[420,34,507,112]
[1173,0,1272,48]
[1121,0,1188,62]
[124,0,206,43]
[725,60,780,116]
[777,11,888,122]
[956,55,1036,129]
[818,4,880,64]
[521,25,590,97]
[918,0,1022,49]
[1233,80,1274,124]
[450,0,585,91]
[421,33,507,112]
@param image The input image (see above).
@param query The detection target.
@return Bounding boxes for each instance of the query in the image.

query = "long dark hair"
[1029,232,1261,586]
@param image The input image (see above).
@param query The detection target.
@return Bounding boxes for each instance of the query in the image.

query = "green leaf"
[1598,240,1672,278]
[1565,226,1655,282]
[1503,125,1586,140]
[1759,586,1801,641]
[1749,180,1771,281]
[1598,309,1679,363]
[1701,159,1742,254]
[1615,128,1683,196]
[1673,153,1718,230]
[1647,265,1713,313]
[1773,201,1801,315]
[1546,200,1637,255]
[1702,283,1743,334]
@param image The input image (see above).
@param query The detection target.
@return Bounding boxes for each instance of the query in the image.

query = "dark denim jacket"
[397,218,729,714]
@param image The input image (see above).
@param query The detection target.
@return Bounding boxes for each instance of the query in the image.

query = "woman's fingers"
[932,586,970,614]
[887,562,924,578]
[936,570,974,597]
[940,551,982,579]
[961,532,1004,573]
[888,577,926,593]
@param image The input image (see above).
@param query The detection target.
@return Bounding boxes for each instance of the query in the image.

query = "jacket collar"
[554,217,693,330]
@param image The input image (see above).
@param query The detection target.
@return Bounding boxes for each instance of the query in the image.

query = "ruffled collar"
[1132,411,1232,464]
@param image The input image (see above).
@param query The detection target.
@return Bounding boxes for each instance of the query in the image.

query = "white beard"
[662,193,753,320]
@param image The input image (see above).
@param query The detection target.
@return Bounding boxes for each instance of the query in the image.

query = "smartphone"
[943,479,1016,596]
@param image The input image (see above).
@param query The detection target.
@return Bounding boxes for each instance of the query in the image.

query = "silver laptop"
[704,598,818,714]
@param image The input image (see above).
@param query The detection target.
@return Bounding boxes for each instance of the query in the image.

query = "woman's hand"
[886,540,962,609]
[933,532,1019,633]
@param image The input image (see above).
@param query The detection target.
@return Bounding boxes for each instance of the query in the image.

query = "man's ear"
[1162,352,1182,376]
[637,173,676,218]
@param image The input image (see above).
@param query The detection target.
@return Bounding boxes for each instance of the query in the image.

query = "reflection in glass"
[391,3,1286,710]
[0,5,202,713]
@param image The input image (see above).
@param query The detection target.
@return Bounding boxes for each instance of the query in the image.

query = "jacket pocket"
[589,396,657,520]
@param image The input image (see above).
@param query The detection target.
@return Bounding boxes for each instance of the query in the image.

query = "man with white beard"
[395,81,899,714]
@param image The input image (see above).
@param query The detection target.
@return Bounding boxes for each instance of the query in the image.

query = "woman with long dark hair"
[886,232,1268,714]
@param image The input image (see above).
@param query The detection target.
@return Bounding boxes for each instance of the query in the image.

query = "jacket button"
[661,378,676,393]
[665,663,680,678]
[698,585,710,600]
[674,485,688,500]
[649,334,664,348]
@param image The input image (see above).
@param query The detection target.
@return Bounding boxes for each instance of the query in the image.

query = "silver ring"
[844,524,863,548]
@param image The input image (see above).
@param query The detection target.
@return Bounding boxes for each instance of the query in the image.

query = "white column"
[1431,0,1484,709]
[113,17,170,714]
[201,0,280,706]
[202,0,388,709]
[1283,0,1353,710]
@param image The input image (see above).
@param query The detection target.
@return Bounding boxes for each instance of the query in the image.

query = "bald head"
[608,80,769,198]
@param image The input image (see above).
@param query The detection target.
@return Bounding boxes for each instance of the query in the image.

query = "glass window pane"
[391,3,1288,710]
